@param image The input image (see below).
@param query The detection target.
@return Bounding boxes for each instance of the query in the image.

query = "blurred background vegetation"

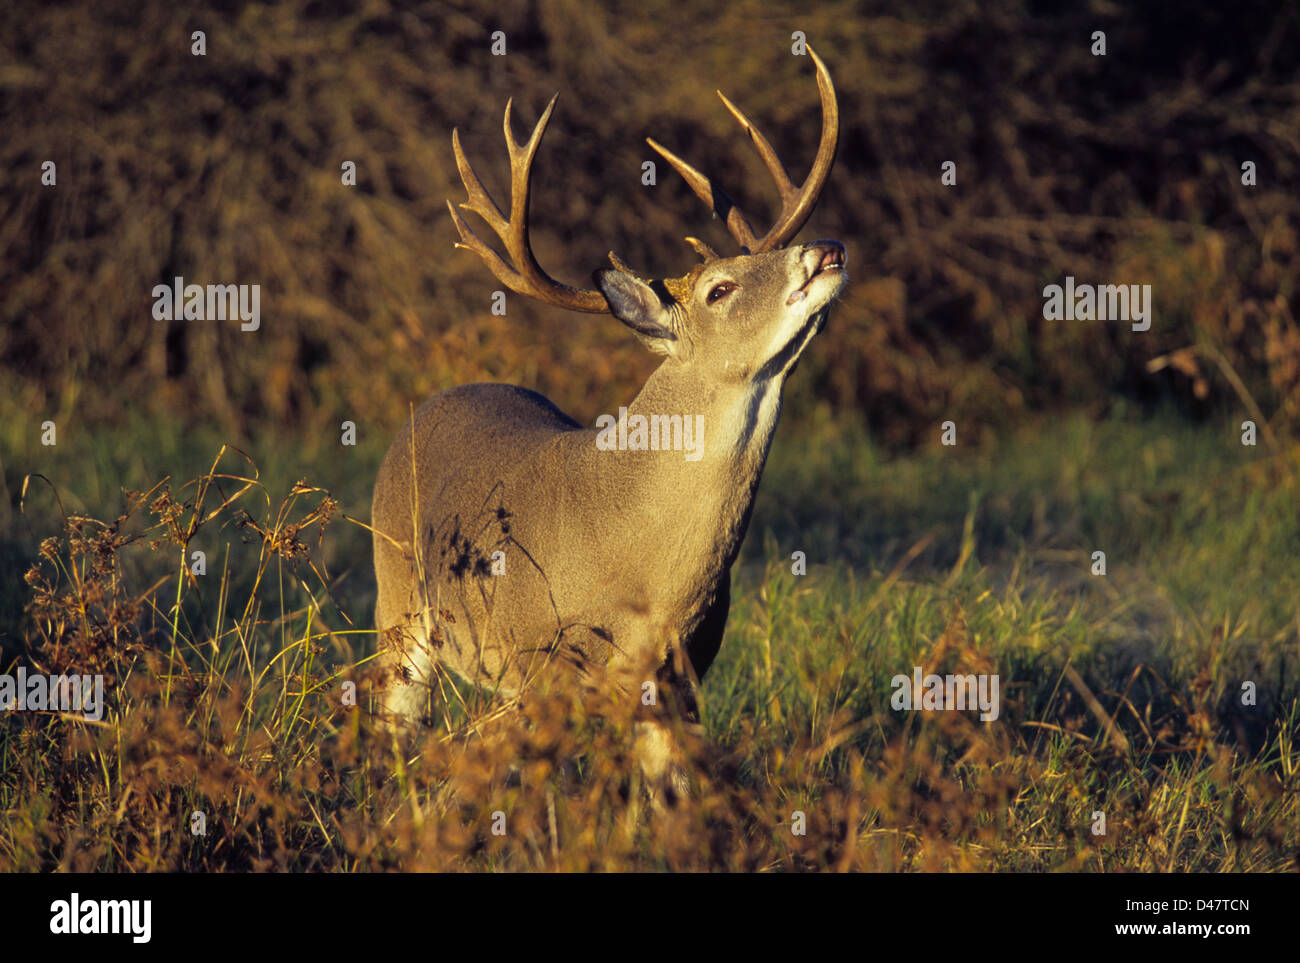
[3,0,1297,447]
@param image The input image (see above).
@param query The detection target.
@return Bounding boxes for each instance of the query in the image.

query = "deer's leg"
[378,619,438,727]
[633,648,706,805]
[633,580,730,802]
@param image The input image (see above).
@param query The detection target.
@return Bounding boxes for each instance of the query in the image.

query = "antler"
[448,96,608,313]
[646,46,839,254]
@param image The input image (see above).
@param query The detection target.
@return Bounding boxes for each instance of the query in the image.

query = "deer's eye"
[707,281,737,305]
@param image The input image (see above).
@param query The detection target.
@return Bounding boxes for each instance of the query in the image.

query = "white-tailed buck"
[373,49,845,785]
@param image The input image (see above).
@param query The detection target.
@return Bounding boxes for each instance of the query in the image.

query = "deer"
[372,48,845,795]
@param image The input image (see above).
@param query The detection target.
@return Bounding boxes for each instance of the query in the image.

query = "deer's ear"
[595,270,677,346]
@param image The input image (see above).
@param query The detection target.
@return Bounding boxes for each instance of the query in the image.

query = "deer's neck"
[575,361,786,594]
[633,361,784,513]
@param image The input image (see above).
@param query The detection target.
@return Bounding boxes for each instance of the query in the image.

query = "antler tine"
[645,137,761,252]
[648,45,839,255]
[448,95,608,313]
[758,45,840,251]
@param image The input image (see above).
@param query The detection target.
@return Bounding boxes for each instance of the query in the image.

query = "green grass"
[1,406,1297,871]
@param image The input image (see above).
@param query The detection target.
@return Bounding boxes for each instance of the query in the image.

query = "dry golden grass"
[2,445,1295,872]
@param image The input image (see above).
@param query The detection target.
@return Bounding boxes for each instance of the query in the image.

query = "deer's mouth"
[811,244,846,277]
[788,241,847,306]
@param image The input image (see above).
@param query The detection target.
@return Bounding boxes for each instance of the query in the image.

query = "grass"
[0,407,1297,871]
